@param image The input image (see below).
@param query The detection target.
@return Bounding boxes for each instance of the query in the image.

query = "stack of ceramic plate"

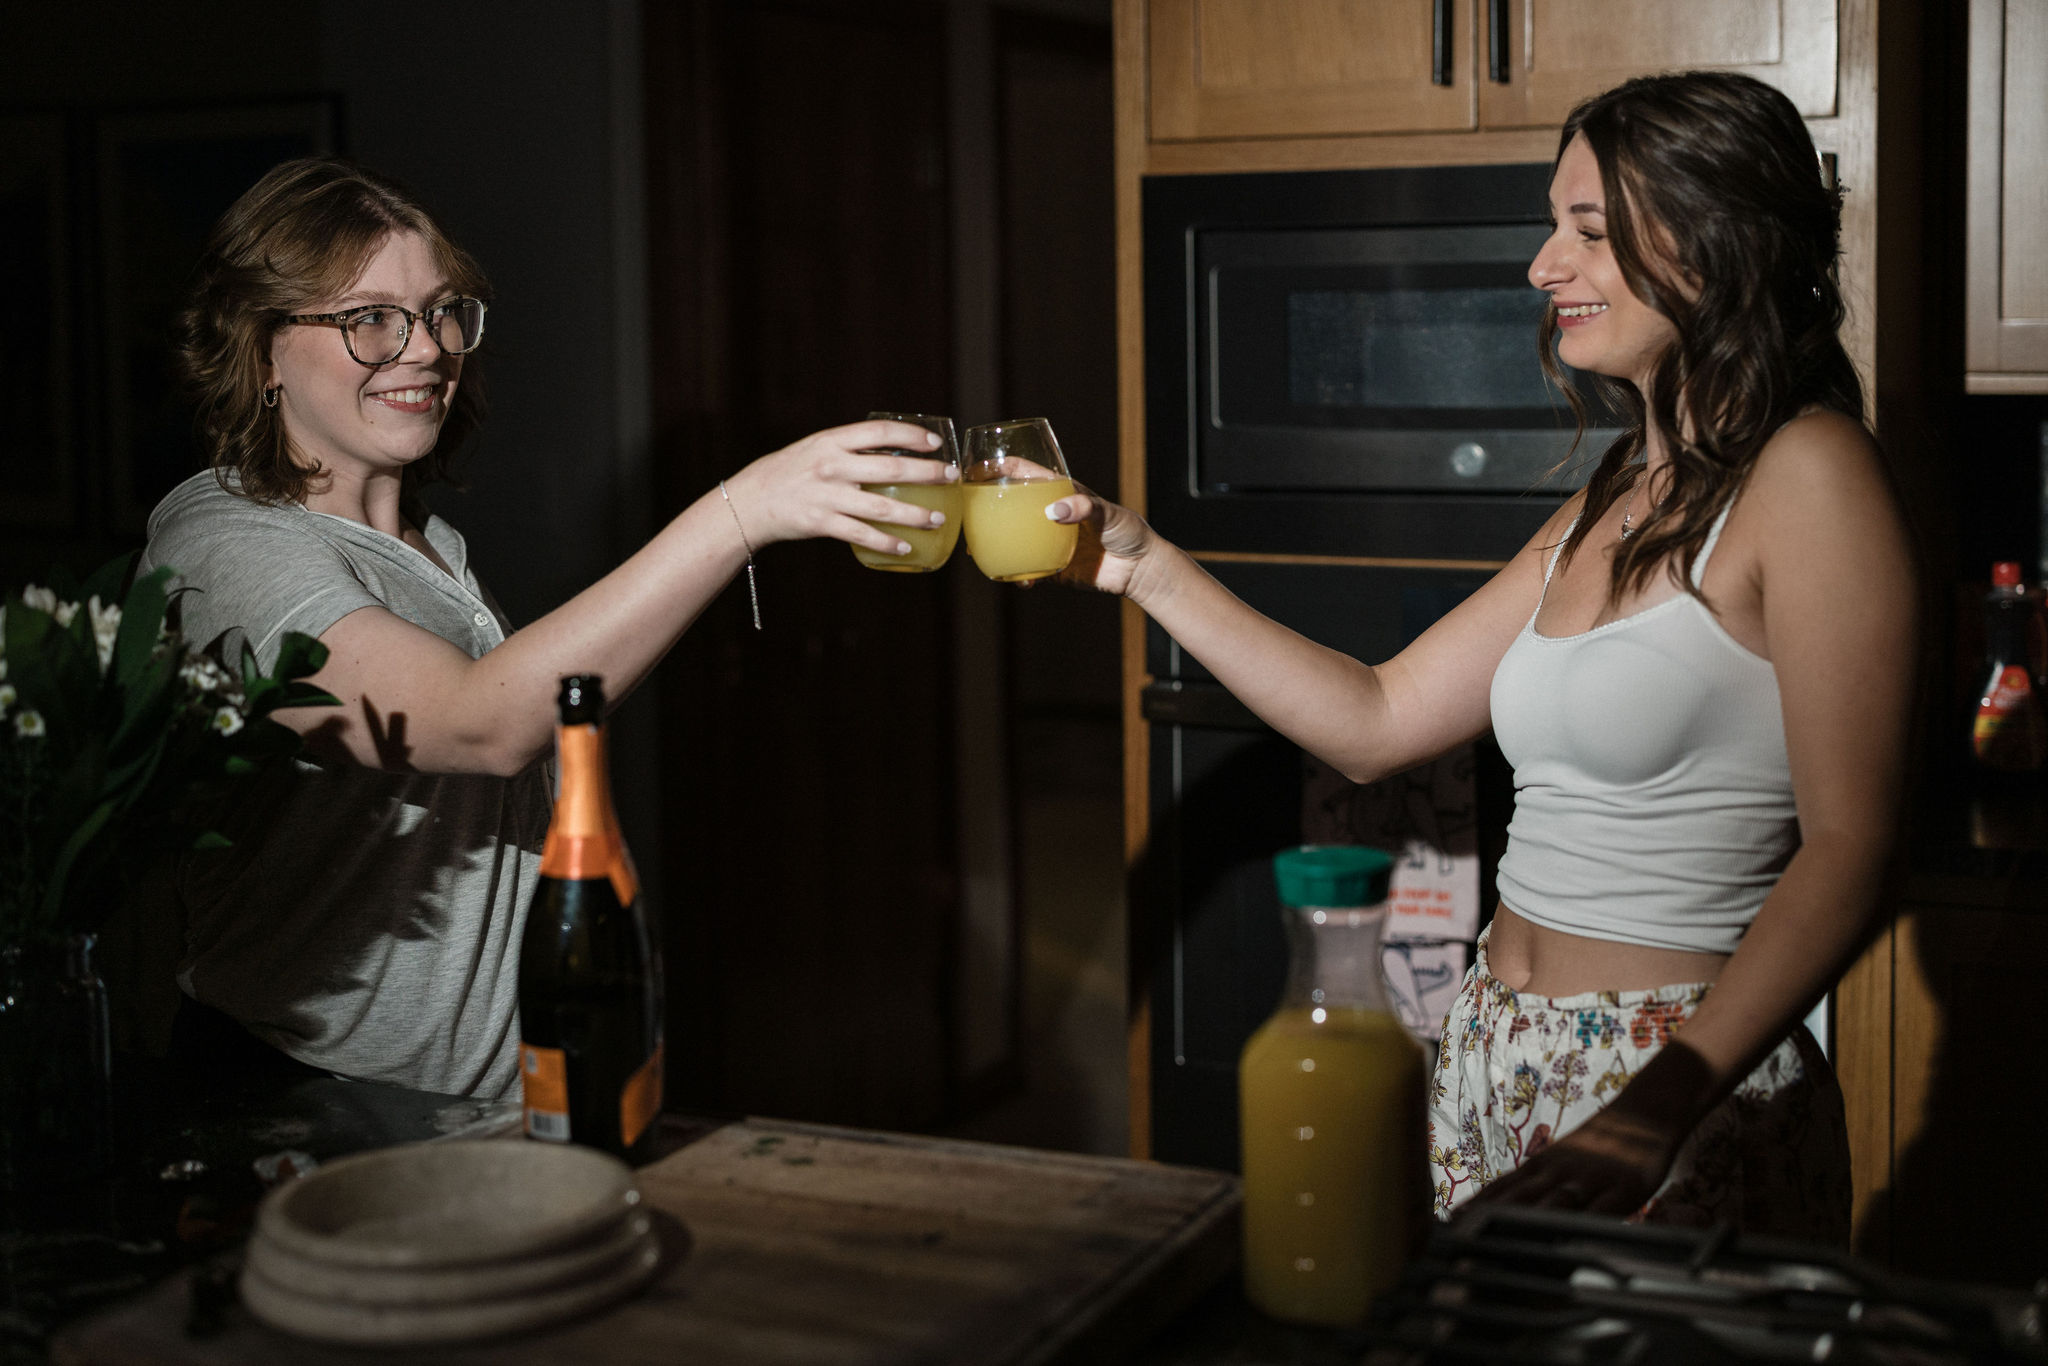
[239,1139,660,1346]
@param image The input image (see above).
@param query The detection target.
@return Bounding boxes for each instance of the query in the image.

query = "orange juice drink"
[853,481,963,571]
[962,477,1077,581]
[1239,1004,1428,1326]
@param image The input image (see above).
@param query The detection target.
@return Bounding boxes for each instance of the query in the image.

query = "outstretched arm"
[1050,485,1572,785]
[282,419,956,776]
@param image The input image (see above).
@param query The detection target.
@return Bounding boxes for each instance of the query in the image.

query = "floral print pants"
[1428,930,1851,1244]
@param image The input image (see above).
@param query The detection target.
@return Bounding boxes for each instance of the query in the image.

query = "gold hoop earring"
[263,386,281,409]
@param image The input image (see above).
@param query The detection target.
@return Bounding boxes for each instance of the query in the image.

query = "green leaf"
[114,565,175,690]
[110,646,181,758]
[191,831,233,851]
[279,682,342,710]
[241,677,282,714]
[271,631,330,683]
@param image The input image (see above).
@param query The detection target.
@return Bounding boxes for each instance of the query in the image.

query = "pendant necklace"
[1617,468,1661,542]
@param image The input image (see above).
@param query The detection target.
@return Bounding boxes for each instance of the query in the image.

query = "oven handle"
[1140,680,1268,732]
[1488,0,1511,83]
[1432,0,1454,86]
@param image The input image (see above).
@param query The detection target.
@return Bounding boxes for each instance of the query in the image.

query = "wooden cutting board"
[55,1118,1241,1365]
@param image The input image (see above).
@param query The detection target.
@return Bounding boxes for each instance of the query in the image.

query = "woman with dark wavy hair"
[1052,71,1915,1239]
[139,157,957,1098]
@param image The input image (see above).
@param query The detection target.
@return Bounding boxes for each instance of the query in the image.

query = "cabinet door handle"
[1432,0,1454,86]
[1488,0,1511,83]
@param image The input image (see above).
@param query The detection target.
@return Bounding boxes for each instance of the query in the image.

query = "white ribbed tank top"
[1488,502,1796,955]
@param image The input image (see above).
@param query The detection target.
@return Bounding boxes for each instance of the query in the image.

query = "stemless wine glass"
[960,418,1079,583]
[852,412,963,573]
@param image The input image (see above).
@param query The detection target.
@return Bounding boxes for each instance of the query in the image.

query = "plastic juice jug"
[1238,844,1429,1327]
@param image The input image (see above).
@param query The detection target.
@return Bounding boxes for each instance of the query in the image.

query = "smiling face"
[266,230,463,484]
[1530,134,1681,392]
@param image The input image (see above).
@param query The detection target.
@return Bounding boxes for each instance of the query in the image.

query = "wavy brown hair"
[1542,71,1865,602]
[177,157,492,506]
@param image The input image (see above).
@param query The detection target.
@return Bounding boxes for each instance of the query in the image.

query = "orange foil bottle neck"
[539,723,640,906]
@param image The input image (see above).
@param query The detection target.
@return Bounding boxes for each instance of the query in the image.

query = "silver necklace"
[1619,485,1642,541]
[1617,470,1660,542]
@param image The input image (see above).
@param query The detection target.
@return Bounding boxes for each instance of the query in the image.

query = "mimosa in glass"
[853,412,962,572]
[961,418,1078,583]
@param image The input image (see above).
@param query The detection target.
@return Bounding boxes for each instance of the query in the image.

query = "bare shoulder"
[1744,405,1916,634]
[1742,408,1905,552]
[1746,408,1892,504]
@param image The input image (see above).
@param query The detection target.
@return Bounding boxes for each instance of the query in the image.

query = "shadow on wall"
[1853,905,2048,1288]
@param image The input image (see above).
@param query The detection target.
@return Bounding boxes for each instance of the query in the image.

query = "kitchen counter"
[50,1101,1243,1365]
[35,1065,2045,1366]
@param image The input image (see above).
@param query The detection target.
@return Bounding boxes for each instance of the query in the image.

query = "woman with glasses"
[139,157,955,1098]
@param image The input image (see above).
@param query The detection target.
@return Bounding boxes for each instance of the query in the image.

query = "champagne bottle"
[519,675,664,1160]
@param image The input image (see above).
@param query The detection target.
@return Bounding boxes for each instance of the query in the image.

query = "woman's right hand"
[1045,484,1159,599]
[720,419,957,558]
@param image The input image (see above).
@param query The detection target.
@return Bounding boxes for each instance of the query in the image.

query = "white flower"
[88,595,121,671]
[19,585,57,615]
[0,682,13,714]
[180,656,234,696]
[211,706,244,737]
[53,601,78,628]
[13,709,46,739]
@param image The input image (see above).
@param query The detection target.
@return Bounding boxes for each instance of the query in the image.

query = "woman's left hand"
[1464,1035,1712,1218]
[1462,1104,1682,1218]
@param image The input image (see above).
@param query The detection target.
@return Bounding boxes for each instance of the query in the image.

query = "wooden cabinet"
[1479,0,1837,128]
[1146,0,1838,142]
[1967,0,2048,392]
[1147,1,1476,139]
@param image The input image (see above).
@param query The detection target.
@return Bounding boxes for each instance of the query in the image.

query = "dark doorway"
[643,0,962,1130]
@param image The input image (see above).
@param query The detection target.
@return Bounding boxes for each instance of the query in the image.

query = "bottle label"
[621,1041,665,1149]
[521,1043,572,1143]
[1974,664,2048,770]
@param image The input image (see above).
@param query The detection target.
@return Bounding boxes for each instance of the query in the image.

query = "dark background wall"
[2,0,1126,1151]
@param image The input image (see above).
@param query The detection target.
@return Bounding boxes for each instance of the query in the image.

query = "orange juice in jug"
[1239,845,1429,1327]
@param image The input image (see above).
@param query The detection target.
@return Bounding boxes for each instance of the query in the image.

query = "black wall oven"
[1143,162,1615,561]
[1138,163,1603,1168]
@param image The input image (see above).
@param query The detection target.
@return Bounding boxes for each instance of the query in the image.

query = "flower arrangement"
[0,555,337,946]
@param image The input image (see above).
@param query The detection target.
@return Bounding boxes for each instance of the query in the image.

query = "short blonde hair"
[177,157,492,505]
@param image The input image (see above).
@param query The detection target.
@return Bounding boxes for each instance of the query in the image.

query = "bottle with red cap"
[1972,561,2048,772]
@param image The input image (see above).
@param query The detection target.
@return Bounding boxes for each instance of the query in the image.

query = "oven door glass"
[1198,224,1620,495]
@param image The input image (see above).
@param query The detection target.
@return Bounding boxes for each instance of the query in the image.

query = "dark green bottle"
[517,675,663,1160]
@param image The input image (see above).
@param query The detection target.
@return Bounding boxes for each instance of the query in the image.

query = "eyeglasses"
[282,296,488,367]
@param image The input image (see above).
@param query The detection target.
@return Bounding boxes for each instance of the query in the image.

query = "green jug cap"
[1272,844,1394,908]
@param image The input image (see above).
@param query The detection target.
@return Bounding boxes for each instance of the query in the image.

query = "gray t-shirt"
[140,471,551,1099]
